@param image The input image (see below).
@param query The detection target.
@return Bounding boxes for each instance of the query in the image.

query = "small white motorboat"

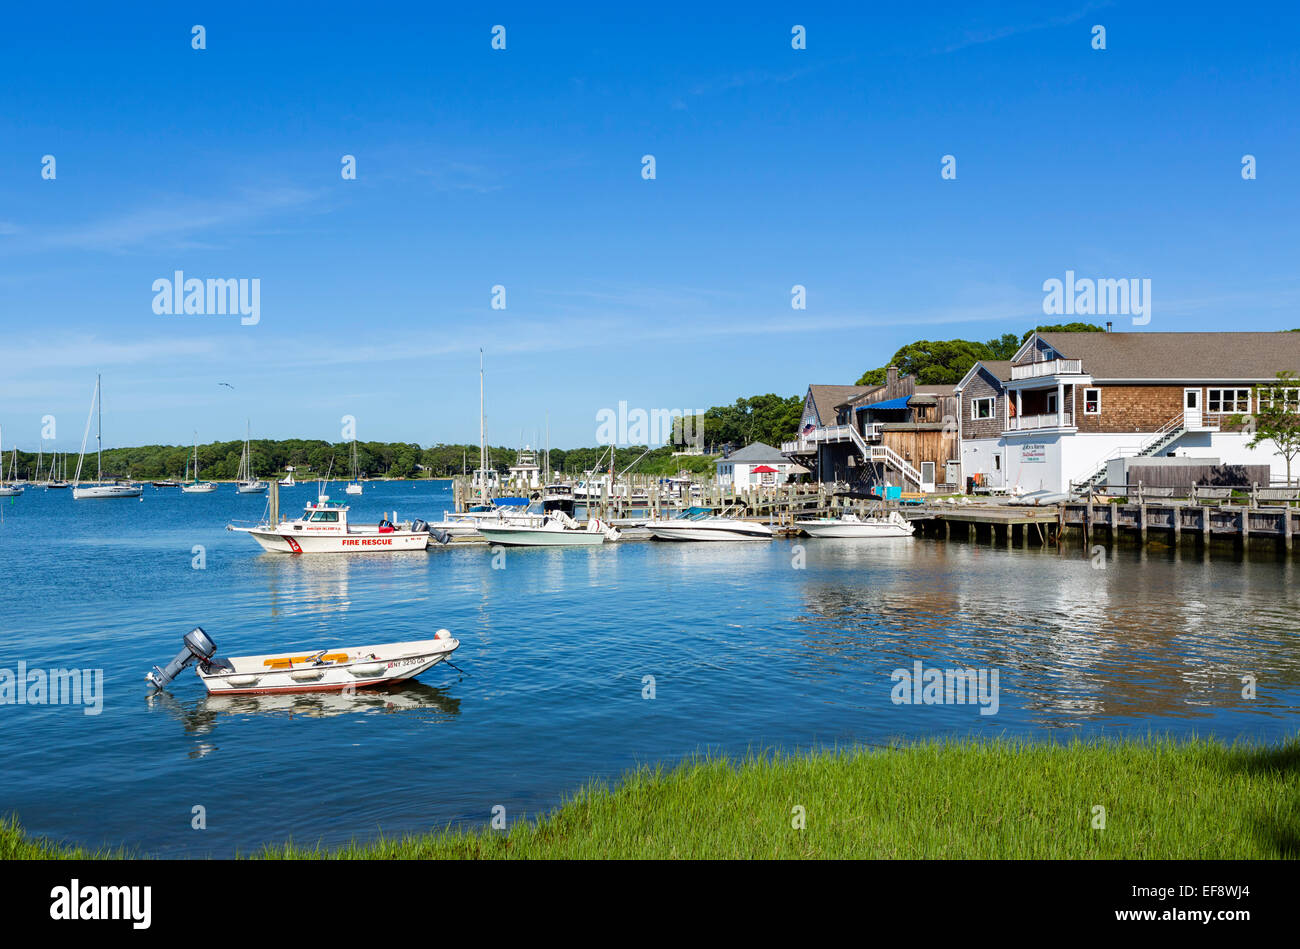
[146,627,460,695]
[228,498,447,553]
[796,510,915,538]
[644,507,774,541]
[477,511,620,546]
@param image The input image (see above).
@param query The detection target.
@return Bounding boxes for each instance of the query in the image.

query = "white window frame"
[1259,387,1300,411]
[971,397,995,420]
[1083,387,1101,415]
[1207,388,1251,414]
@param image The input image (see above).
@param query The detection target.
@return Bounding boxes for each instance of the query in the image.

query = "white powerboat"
[797,510,915,538]
[228,498,445,553]
[147,627,460,695]
[645,507,774,541]
[70,375,144,499]
[477,511,619,546]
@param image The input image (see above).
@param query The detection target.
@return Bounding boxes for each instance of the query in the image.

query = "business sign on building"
[1021,443,1047,464]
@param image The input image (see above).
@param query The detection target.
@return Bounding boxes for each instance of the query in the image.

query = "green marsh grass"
[6,738,1298,859]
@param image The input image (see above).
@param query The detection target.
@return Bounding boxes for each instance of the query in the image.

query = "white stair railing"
[1072,414,1185,491]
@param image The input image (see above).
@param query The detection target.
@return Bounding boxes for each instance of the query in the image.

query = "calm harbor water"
[0,480,1297,857]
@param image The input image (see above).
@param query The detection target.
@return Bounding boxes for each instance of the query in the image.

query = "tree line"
[4,439,719,482]
[5,323,1126,481]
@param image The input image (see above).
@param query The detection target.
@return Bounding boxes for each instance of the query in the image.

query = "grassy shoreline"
[6,737,1297,859]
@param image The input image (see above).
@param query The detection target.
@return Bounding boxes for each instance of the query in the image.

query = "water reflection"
[147,682,461,745]
[792,540,1300,727]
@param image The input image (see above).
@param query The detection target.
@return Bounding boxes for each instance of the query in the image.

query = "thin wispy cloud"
[31,186,323,253]
[938,2,1113,54]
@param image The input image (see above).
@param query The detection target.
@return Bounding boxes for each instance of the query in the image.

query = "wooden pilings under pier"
[914,501,1300,556]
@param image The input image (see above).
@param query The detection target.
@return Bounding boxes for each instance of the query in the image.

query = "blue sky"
[1,2,1297,450]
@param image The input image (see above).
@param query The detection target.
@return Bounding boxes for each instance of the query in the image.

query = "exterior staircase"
[846,426,923,489]
[783,423,924,490]
[1073,415,1186,494]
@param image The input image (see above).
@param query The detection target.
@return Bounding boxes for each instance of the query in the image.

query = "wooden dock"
[913,500,1300,555]
[448,474,1300,556]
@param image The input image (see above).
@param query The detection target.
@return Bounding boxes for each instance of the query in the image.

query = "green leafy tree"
[857,325,1106,386]
[1232,371,1300,485]
[1020,322,1105,342]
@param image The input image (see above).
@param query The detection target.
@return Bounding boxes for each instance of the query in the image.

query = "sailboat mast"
[96,373,103,481]
[479,349,486,488]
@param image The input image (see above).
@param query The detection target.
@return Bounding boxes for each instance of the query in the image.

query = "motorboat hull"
[0,486,23,497]
[476,524,606,546]
[798,521,914,538]
[797,512,915,538]
[196,636,459,695]
[182,483,219,493]
[237,482,268,494]
[645,519,774,541]
[230,525,432,553]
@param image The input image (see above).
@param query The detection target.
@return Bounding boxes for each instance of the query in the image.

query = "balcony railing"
[1006,411,1074,431]
[782,422,887,455]
[1011,358,1083,380]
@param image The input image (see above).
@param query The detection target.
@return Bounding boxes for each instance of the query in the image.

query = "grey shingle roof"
[1034,332,1300,380]
[807,384,878,423]
[718,441,788,463]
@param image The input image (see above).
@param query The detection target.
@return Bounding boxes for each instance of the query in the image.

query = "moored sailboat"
[0,430,24,497]
[236,420,268,494]
[182,432,218,493]
[71,374,143,499]
[345,437,363,495]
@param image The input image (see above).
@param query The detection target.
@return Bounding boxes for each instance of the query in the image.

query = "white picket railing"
[1007,411,1074,431]
[1010,358,1082,380]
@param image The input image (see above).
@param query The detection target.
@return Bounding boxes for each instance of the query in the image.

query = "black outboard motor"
[411,519,451,546]
[146,627,218,690]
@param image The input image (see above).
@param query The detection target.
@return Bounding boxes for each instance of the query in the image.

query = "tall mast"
[96,373,103,481]
[479,348,486,493]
